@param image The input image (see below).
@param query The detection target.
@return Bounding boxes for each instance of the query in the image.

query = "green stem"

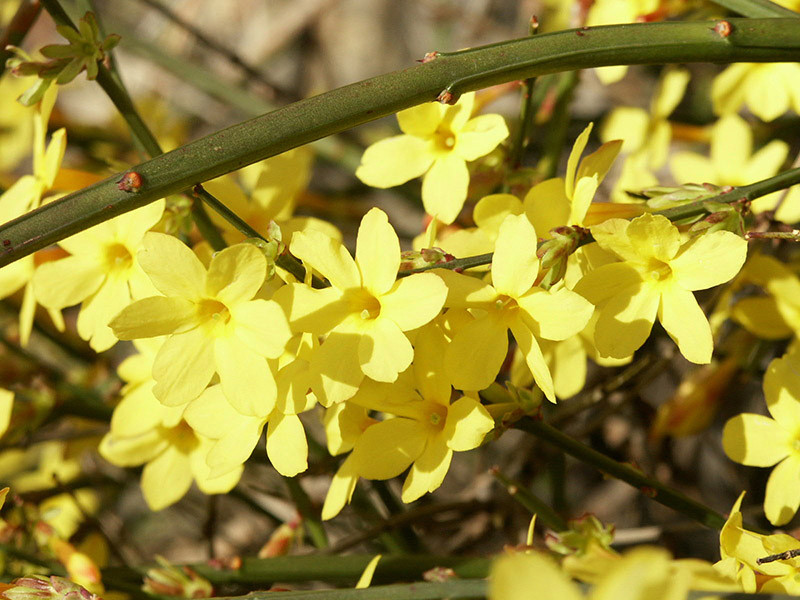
[515,417,726,529]
[183,554,490,584]
[710,0,800,18]
[2,18,799,265]
[490,467,568,531]
[656,165,800,222]
[284,477,329,549]
[508,15,540,170]
[0,0,42,78]
[536,71,580,180]
[211,581,487,600]
[189,196,226,251]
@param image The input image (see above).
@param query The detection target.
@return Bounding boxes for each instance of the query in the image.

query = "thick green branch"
[1,18,800,267]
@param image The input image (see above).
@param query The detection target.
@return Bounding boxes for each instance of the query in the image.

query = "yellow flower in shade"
[0,86,67,346]
[33,201,164,352]
[110,234,291,414]
[574,213,747,364]
[320,320,494,518]
[716,491,800,594]
[0,74,35,172]
[670,114,788,214]
[723,347,800,525]
[712,62,800,123]
[731,254,800,340]
[99,420,242,511]
[525,122,622,234]
[355,92,509,224]
[276,207,447,405]
[490,547,693,600]
[184,334,318,478]
[439,214,594,400]
[585,0,660,84]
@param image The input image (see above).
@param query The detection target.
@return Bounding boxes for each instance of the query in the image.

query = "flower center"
[197,298,231,325]
[351,290,381,320]
[433,125,456,153]
[105,242,133,272]
[495,294,518,312]
[427,404,447,430]
[645,259,672,283]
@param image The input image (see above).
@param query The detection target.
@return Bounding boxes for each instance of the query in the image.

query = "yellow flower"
[99,420,241,511]
[585,0,660,84]
[490,547,692,600]
[356,92,509,224]
[730,254,800,340]
[723,347,800,525]
[575,213,747,363]
[712,62,800,123]
[33,201,164,351]
[716,491,800,594]
[110,234,291,414]
[321,319,494,518]
[0,74,35,172]
[276,207,447,405]
[526,122,622,234]
[184,334,318,479]
[670,114,788,214]
[439,214,594,400]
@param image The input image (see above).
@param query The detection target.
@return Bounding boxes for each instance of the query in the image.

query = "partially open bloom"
[723,347,800,525]
[356,92,508,224]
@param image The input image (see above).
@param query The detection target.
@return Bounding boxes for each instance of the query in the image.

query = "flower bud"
[642,183,732,210]
[399,247,454,271]
[3,576,101,600]
[142,556,212,599]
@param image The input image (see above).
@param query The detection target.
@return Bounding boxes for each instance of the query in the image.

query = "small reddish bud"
[714,20,732,37]
[417,51,440,63]
[436,90,457,105]
[640,486,658,498]
[117,171,143,192]
[423,567,457,583]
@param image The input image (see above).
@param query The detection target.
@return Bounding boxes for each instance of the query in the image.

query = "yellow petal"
[356,135,434,188]
[350,418,427,480]
[444,397,493,451]
[566,123,592,198]
[413,321,451,403]
[510,317,555,402]
[355,555,382,590]
[454,114,509,161]
[380,272,447,331]
[445,312,508,391]
[232,299,292,358]
[731,296,793,340]
[266,414,308,477]
[99,430,165,467]
[33,255,104,309]
[765,455,800,526]
[322,456,359,520]
[474,193,523,234]
[670,152,716,186]
[711,63,750,116]
[650,68,690,118]
[744,140,789,183]
[273,283,348,334]
[397,102,444,136]
[141,444,193,511]
[77,276,131,352]
[722,413,790,467]
[658,285,713,364]
[152,327,216,406]
[290,229,360,290]
[601,107,648,154]
[401,437,451,502]
[626,214,680,263]
[138,232,206,300]
[518,287,593,341]
[491,214,539,299]
[309,324,364,405]
[669,230,747,291]
[215,335,277,415]
[524,178,570,236]
[765,353,800,430]
[593,285,659,360]
[435,268,497,308]
[712,115,751,180]
[421,155,469,224]
[577,140,622,186]
[110,296,197,339]
[358,317,413,382]
[0,389,13,437]
[356,208,399,297]
[489,552,582,600]
[206,243,265,305]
